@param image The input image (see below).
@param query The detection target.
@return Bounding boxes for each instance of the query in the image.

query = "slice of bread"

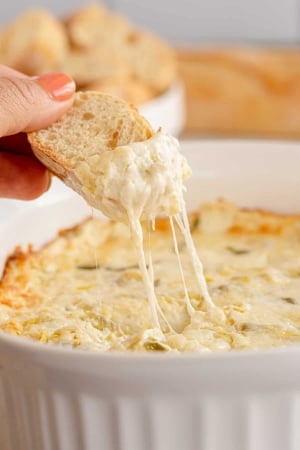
[27,91,153,197]
[65,3,130,50]
[85,76,154,105]
[0,9,68,75]
[61,47,129,87]
[64,5,176,93]
[122,30,177,94]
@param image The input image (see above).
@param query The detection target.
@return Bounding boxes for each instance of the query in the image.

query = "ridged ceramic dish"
[1,139,300,450]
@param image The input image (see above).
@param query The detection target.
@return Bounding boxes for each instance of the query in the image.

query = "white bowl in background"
[139,81,185,136]
[1,140,300,450]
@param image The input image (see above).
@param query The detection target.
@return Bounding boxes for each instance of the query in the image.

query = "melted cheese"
[75,132,214,328]
[77,132,192,222]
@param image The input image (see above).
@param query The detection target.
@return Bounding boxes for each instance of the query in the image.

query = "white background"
[0,0,299,45]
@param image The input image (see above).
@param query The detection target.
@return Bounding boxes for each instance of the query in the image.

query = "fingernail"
[35,73,76,101]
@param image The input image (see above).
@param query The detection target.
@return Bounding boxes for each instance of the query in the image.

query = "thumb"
[0,73,75,137]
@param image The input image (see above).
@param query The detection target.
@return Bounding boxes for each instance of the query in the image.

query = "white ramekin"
[139,81,186,136]
[1,139,300,450]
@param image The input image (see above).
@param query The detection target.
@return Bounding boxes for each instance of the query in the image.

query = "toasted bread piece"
[28,90,153,195]
[65,3,130,49]
[85,76,154,105]
[0,9,68,75]
[65,5,176,93]
[61,47,129,87]
[123,30,177,93]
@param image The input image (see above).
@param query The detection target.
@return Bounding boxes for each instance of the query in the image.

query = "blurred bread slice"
[27,91,153,196]
[65,3,130,49]
[123,31,177,93]
[0,9,68,75]
[85,76,154,105]
[65,4,177,93]
[61,48,129,87]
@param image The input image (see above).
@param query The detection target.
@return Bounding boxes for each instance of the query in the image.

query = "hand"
[0,65,75,200]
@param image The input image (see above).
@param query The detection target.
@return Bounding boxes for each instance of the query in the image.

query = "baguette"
[65,3,130,50]
[178,48,300,137]
[28,91,153,206]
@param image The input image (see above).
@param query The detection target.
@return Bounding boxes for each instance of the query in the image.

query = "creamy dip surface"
[1,201,300,352]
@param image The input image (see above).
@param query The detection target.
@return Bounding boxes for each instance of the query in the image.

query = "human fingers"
[0,72,75,137]
[0,133,32,155]
[0,152,50,199]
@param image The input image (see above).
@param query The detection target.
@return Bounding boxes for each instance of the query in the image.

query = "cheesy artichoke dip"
[74,132,214,329]
[1,201,300,352]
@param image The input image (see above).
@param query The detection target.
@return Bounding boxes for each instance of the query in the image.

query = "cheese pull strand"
[175,204,215,310]
[169,216,195,316]
[128,211,175,331]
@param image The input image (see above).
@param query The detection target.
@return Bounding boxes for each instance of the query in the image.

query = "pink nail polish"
[35,73,76,101]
